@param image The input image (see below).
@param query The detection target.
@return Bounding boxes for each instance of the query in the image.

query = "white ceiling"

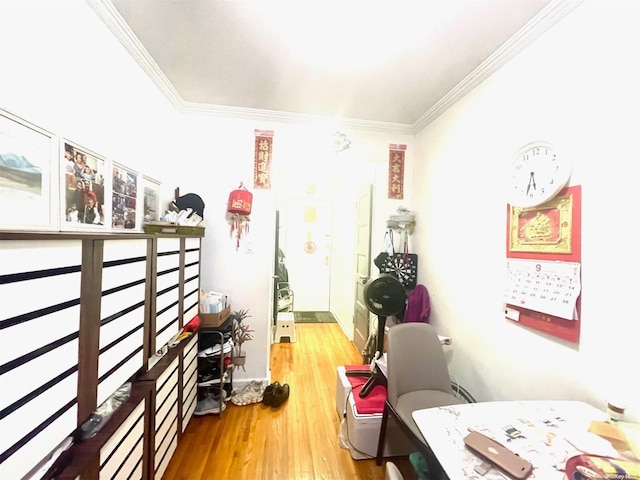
[98,0,562,130]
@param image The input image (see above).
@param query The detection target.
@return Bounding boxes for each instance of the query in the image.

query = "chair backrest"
[386,322,453,406]
[385,461,405,480]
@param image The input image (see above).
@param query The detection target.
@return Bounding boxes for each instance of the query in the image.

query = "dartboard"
[378,253,418,289]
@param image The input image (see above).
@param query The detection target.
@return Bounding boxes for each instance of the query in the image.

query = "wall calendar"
[505,185,581,342]
[504,259,581,321]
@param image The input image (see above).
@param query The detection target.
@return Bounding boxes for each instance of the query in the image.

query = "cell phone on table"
[463,430,533,479]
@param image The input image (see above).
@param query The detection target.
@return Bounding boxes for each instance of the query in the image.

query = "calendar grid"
[504,258,581,321]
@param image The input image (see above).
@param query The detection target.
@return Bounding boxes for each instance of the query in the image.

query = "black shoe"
[262,382,280,407]
[271,383,290,408]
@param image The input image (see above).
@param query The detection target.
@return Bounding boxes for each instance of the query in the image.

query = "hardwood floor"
[162,323,416,480]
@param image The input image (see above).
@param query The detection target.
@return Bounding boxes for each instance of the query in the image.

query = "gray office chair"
[376,322,463,467]
[385,461,405,480]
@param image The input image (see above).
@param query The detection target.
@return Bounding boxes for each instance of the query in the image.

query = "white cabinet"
[0,232,203,480]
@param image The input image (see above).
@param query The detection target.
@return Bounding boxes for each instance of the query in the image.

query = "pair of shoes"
[194,394,226,415]
[197,365,222,385]
[197,339,234,358]
[231,380,267,406]
[198,369,231,387]
[263,381,290,408]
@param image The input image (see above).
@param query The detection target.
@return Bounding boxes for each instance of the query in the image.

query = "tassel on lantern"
[229,213,250,251]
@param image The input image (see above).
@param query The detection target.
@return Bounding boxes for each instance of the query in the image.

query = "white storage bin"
[336,366,414,460]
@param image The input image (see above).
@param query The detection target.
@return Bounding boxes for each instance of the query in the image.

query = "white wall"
[328,131,415,340]
[0,0,178,201]
[4,0,636,422]
[0,0,414,387]
[169,114,414,382]
[412,0,639,421]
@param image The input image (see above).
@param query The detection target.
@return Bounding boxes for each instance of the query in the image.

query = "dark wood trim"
[77,239,103,423]
[142,388,153,480]
[136,333,197,383]
[177,238,186,434]
[179,237,186,330]
[75,239,103,479]
[0,231,203,241]
[145,238,157,365]
[53,382,152,480]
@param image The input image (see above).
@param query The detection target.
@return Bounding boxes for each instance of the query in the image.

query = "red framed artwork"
[505,185,582,342]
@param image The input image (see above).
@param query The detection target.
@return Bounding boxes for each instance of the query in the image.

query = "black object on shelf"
[196,323,234,415]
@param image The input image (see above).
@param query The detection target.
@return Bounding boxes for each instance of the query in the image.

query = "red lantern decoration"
[227,183,252,250]
[227,183,252,215]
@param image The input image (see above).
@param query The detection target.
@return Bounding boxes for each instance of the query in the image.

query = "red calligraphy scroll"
[254,129,273,189]
[388,144,406,199]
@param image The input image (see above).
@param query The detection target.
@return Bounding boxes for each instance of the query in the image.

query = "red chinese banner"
[388,144,406,199]
[254,129,274,189]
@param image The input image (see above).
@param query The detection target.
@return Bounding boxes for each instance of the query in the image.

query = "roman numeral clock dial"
[507,142,572,208]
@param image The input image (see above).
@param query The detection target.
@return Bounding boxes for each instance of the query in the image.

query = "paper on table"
[564,431,621,459]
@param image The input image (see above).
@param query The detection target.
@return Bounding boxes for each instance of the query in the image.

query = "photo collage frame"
[0,107,160,232]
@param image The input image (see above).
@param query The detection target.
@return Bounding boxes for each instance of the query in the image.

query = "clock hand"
[526,173,533,195]
[526,172,537,195]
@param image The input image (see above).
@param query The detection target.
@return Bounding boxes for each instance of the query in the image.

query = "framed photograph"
[112,163,139,231]
[60,139,109,231]
[0,109,59,231]
[142,175,161,224]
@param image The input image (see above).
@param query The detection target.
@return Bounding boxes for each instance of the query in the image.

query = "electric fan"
[347,274,407,398]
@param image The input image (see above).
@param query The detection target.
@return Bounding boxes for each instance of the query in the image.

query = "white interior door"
[282,200,332,311]
[352,185,372,354]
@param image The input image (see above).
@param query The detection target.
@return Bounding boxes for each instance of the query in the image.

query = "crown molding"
[87,0,185,111]
[180,101,414,134]
[87,0,413,134]
[89,0,582,136]
[412,0,584,133]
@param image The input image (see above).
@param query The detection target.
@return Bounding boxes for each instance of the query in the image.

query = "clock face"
[508,142,571,208]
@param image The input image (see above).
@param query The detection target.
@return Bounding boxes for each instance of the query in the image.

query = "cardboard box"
[199,305,231,328]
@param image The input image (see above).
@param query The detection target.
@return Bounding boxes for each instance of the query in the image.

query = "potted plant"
[231,309,254,370]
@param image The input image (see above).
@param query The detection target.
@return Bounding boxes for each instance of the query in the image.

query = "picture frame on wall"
[112,162,139,231]
[60,139,110,231]
[0,109,59,231]
[142,175,161,224]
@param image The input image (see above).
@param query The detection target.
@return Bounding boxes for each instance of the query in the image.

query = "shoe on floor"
[262,382,280,407]
[270,383,290,408]
[231,380,267,406]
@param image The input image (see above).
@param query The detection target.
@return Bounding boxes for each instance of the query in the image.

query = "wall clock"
[507,141,571,208]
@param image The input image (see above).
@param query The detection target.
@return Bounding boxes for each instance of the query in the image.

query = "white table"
[412,400,611,480]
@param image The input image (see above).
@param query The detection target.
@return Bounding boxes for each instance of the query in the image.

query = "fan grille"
[363,274,407,316]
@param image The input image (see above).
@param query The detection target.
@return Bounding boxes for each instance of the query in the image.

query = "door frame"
[352,184,373,355]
